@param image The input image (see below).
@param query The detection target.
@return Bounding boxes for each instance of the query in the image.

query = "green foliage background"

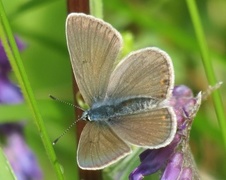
[1,0,226,179]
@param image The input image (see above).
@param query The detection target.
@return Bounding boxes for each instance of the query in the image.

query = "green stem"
[186,0,226,150]
[0,147,16,180]
[0,1,64,179]
[89,0,103,18]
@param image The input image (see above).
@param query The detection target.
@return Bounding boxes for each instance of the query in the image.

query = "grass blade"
[186,0,226,150]
[0,1,64,179]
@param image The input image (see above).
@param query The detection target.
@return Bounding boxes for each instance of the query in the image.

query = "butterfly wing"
[106,47,174,101]
[105,48,176,148]
[77,122,131,170]
[66,13,122,106]
[107,107,177,149]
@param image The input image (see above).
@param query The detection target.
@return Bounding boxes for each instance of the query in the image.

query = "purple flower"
[129,85,202,180]
[170,85,201,131]
[130,134,181,180]
[0,37,42,180]
[0,36,25,76]
[0,75,23,104]
[0,124,43,180]
[180,168,193,180]
[160,153,183,180]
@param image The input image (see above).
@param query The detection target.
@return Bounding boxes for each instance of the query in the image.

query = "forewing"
[77,121,131,170]
[66,13,122,105]
[106,47,174,101]
[108,107,177,149]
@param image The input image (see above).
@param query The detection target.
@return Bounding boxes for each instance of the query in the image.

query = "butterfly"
[66,13,177,170]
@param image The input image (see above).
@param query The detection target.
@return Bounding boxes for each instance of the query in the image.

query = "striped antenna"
[49,95,85,111]
[49,95,85,145]
[52,117,82,145]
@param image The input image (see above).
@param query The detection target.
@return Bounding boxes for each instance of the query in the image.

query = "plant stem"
[186,0,226,151]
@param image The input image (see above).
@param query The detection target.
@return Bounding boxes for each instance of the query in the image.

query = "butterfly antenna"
[49,94,85,111]
[52,117,82,145]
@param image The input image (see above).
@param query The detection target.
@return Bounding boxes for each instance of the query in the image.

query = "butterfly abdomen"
[114,97,160,115]
[87,97,161,122]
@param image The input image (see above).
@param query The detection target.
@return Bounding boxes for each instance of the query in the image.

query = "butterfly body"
[84,97,161,122]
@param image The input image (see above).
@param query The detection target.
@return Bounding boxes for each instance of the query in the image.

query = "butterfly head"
[81,110,91,121]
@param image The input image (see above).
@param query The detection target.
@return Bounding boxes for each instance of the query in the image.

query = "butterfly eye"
[86,114,91,121]
[81,111,91,121]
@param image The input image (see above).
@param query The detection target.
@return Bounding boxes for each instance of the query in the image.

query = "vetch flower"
[160,153,183,180]
[180,167,193,180]
[0,37,42,180]
[170,85,202,131]
[130,134,181,180]
[129,85,202,180]
[0,124,43,180]
[0,36,25,76]
[0,75,23,104]
[160,144,200,180]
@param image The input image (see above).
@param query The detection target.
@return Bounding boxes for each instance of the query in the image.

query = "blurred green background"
[1,0,226,179]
